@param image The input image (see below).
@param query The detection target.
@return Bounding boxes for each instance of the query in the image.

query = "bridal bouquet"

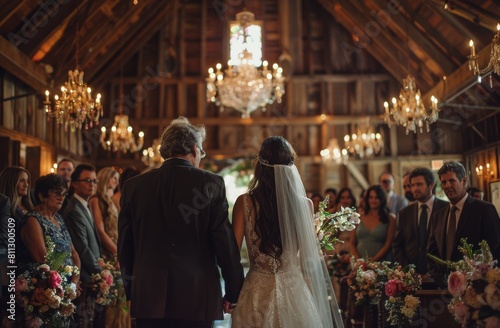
[435,239,500,327]
[90,258,127,309]
[15,237,79,327]
[313,196,360,251]
[381,263,422,327]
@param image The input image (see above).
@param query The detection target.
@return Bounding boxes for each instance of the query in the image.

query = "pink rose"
[47,271,62,288]
[448,271,467,297]
[452,301,471,326]
[15,277,28,292]
[100,270,114,286]
[385,279,401,297]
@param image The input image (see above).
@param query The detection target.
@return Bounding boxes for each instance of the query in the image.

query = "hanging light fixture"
[43,7,102,131]
[100,61,144,153]
[141,138,163,168]
[383,75,439,134]
[206,10,285,118]
[344,125,384,159]
[468,23,500,86]
[320,139,349,166]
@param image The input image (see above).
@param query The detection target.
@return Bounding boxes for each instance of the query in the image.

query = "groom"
[118,117,244,328]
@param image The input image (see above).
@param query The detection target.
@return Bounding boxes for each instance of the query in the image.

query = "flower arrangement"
[15,237,79,328]
[313,196,360,251]
[327,251,352,278]
[344,258,385,305]
[381,262,422,327]
[431,239,500,327]
[90,258,127,310]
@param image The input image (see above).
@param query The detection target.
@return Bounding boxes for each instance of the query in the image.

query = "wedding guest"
[402,172,416,204]
[467,187,484,200]
[393,168,448,276]
[310,193,324,213]
[380,172,408,215]
[350,185,396,261]
[16,174,81,327]
[56,158,75,213]
[332,187,357,254]
[231,136,343,327]
[63,164,104,328]
[0,194,10,299]
[89,166,130,327]
[112,166,140,213]
[324,187,337,213]
[428,161,500,286]
[0,166,35,221]
[118,117,244,328]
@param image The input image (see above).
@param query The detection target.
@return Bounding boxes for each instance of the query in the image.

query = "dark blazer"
[118,158,244,321]
[63,196,102,283]
[428,195,500,284]
[393,197,449,272]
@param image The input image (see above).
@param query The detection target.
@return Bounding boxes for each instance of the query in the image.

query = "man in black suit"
[118,117,244,328]
[428,161,500,285]
[63,164,103,327]
[393,168,448,277]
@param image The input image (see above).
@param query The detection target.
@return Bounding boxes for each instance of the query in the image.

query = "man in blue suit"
[428,161,500,286]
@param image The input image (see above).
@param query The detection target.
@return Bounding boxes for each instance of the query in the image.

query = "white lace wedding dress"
[231,165,344,328]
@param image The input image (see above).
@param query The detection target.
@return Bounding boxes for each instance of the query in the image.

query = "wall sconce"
[476,163,495,179]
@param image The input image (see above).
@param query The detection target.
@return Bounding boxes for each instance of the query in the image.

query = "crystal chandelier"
[206,10,285,118]
[344,126,384,159]
[142,138,163,168]
[320,139,348,166]
[100,114,144,153]
[468,24,500,86]
[383,75,439,134]
[44,69,102,131]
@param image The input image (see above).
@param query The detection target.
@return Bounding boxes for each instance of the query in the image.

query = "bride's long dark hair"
[247,136,297,259]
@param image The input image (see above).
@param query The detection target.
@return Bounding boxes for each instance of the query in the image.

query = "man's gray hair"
[438,161,466,181]
[159,117,206,159]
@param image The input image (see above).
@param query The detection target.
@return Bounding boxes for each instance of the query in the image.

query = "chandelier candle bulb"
[470,40,476,56]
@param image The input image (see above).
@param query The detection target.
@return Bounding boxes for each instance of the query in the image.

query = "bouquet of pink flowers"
[90,258,127,309]
[345,258,385,305]
[313,196,360,251]
[439,239,500,327]
[381,263,422,327]
[15,237,79,328]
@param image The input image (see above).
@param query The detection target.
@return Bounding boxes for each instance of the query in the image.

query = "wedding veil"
[273,164,344,328]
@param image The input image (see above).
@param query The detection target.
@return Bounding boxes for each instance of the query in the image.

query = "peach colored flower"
[32,287,49,306]
[452,301,471,326]
[24,315,43,328]
[483,316,500,328]
[448,271,467,297]
[485,284,500,311]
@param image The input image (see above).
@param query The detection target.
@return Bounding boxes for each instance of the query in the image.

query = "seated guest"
[310,193,324,213]
[324,188,337,213]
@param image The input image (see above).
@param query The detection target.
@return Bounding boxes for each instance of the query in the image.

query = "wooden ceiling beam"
[396,0,463,67]
[425,0,476,42]
[0,2,28,26]
[88,1,175,86]
[368,0,457,75]
[0,35,48,92]
[445,0,500,31]
[317,0,434,90]
[16,0,84,57]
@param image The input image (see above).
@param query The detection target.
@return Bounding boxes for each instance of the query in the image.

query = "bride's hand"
[223,299,237,314]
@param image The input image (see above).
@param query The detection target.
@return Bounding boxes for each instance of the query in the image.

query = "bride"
[230,136,344,328]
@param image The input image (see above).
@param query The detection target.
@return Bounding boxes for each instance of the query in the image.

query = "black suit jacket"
[393,197,449,272]
[428,195,500,284]
[118,158,244,321]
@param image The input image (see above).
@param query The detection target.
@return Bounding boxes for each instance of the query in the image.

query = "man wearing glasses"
[63,164,104,328]
[118,116,244,328]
